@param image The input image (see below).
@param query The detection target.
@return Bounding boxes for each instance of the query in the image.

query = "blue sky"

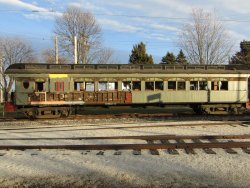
[0,0,250,63]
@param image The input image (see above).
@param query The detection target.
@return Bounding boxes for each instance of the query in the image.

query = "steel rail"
[0,134,250,140]
[0,141,250,150]
[0,121,246,133]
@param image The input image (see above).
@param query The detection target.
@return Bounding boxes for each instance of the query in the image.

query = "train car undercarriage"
[191,103,246,115]
[19,102,246,119]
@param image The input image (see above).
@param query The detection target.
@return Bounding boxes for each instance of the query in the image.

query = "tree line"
[128,42,188,64]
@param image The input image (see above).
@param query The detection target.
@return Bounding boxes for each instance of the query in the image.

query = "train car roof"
[5,63,250,75]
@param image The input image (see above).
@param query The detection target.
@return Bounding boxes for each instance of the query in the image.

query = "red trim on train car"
[55,81,64,92]
[125,92,132,103]
[246,99,250,109]
[4,102,16,112]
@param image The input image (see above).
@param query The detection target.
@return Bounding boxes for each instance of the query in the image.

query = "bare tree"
[42,49,68,64]
[95,48,114,64]
[179,9,233,64]
[0,37,36,101]
[54,6,105,64]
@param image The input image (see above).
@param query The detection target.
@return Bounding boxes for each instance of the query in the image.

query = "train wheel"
[22,108,35,119]
[60,107,71,117]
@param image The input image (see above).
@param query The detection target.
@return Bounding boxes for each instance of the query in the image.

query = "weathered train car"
[5,63,250,118]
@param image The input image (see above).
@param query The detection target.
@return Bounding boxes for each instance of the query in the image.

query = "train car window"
[132,81,141,91]
[190,81,198,90]
[85,82,94,91]
[145,82,154,90]
[155,81,163,90]
[220,81,228,90]
[74,82,85,91]
[199,81,208,90]
[168,81,176,90]
[212,81,218,90]
[122,81,131,91]
[212,81,228,90]
[98,81,108,91]
[55,81,64,92]
[23,80,29,89]
[107,82,118,91]
[177,81,186,90]
[35,82,45,92]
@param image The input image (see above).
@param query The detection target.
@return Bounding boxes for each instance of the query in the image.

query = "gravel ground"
[0,118,249,188]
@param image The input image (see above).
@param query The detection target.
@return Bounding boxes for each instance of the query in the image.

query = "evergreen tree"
[230,40,250,64]
[161,52,176,64]
[176,50,188,64]
[129,42,154,64]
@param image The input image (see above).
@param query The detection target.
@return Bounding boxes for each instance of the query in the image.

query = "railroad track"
[1,112,250,122]
[1,134,250,155]
[0,121,248,133]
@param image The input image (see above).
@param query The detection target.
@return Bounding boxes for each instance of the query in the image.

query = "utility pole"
[83,35,88,64]
[74,36,77,64]
[81,35,89,64]
[55,35,58,64]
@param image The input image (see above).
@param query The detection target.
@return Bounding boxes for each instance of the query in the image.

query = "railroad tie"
[114,150,122,155]
[240,124,248,127]
[146,140,159,155]
[227,140,250,154]
[176,139,196,154]
[192,139,216,154]
[210,139,237,154]
[160,140,179,155]
[132,149,141,155]
[241,147,250,154]
[81,150,90,155]
[96,151,104,155]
